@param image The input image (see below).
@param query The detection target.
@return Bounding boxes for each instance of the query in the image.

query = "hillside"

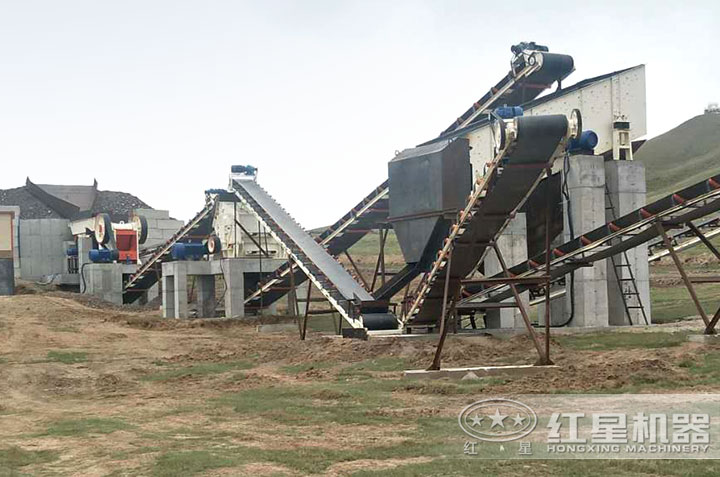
[636,113,720,201]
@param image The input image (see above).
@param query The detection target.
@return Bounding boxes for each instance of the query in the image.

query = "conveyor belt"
[404,115,571,326]
[440,51,573,136]
[244,181,389,309]
[232,179,396,329]
[123,195,218,304]
[462,174,720,306]
[647,214,720,262]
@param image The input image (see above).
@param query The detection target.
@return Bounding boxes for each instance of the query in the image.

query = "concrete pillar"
[605,160,651,325]
[562,155,609,328]
[537,293,567,327]
[294,281,310,316]
[84,263,123,305]
[196,276,216,318]
[222,259,245,318]
[172,262,189,318]
[162,274,175,318]
[161,262,189,318]
[483,213,528,329]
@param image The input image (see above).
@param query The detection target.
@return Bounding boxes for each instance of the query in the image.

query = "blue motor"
[171,242,207,260]
[66,245,78,257]
[89,249,119,263]
[494,106,523,119]
[567,130,599,153]
[230,165,257,176]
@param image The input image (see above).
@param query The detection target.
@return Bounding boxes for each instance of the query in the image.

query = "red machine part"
[115,229,138,263]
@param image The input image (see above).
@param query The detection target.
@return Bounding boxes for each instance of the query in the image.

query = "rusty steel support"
[687,222,720,262]
[369,227,389,291]
[343,251,369,289]
[655,221,712,331]
[300,278,313,340]
[686,222,720,334]
[289,260,301,336]
[492,242,549,364]
[428,249,455,371]
[380,227,387,287]
[544,167,553,364]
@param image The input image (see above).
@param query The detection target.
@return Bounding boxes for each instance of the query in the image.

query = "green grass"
[46,350,87,364]
[650,284,718,324]
[213,380,399,426]
[43,418,132,437]
[0,446,59,474]
[141,360,254,382]
[152,451,237,477]
[636,113,720,201]
[556,331,688,351]
[280,360,337,374]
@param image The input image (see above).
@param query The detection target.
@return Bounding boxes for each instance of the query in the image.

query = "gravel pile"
[92,190,152,222]
[0,186,153,220]
[0,186,63,219]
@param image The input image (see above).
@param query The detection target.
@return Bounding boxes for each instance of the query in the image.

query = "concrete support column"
[172,262,189,318]
[84,263,124,305]
[483,213,528,329]
[222,259,245,319]
[161,262,189,318]
[196,276,216,318]
[562,155,609,328]
[162,274,175,318]
[294,281,310,317]
[605,160,651,325]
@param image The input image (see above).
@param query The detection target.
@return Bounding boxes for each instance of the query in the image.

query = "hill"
[636,113,720,201]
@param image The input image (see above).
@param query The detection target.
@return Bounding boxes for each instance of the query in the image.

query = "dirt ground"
[1,289,719,476]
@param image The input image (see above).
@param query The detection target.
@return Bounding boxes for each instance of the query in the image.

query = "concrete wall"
[562,155,609,328]
[133,208,184,248]
[605,161,651,325]
[18,218,72,280]
[0,206,20,279]
[83,263,124,305]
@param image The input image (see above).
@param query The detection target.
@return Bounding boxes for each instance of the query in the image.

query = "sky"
[1,0,718,228]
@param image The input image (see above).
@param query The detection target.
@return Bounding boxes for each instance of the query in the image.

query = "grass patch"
[152,451,238,477]
[44,417,132,437]
[141,360,254,382]
[556,331,688,351]
[0,446,58,472]
[651,284,718,324]
[46,350,87,364]
[213,380,401,426]
[685,350,720,386]
[280,360,337,374]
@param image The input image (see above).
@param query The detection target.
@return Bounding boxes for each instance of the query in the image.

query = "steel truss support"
[492,242,552,365]
[655,221,716,335]
[428,249,458,371]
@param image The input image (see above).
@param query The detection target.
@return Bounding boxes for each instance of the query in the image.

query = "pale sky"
[1,1,718,228]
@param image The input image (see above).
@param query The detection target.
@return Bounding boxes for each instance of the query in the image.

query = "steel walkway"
[232,179,395,329]
[403,115,571,327]
[244,181,389,310]
[122,195,218,304]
